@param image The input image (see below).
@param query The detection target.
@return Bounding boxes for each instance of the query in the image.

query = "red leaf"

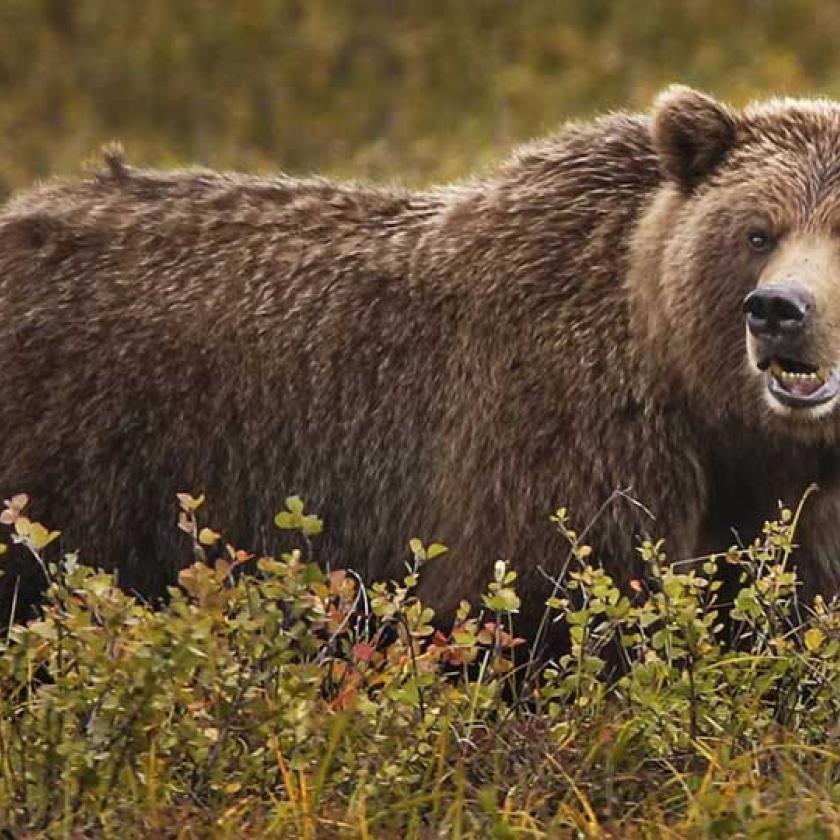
[352,642,375,662]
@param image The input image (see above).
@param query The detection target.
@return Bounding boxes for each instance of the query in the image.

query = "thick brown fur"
[4,87,840,640]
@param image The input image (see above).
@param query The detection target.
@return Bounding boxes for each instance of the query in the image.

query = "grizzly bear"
[2,86,840,644]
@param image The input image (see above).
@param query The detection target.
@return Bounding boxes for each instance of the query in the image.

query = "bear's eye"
[747,230,774,253]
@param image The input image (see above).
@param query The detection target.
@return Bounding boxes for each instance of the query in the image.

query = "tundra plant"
[0,492,838,837]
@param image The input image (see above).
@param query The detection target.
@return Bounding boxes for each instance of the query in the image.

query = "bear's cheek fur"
[654,195,765,421]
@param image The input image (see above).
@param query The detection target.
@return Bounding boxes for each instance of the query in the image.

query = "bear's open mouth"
[762,356,840,408]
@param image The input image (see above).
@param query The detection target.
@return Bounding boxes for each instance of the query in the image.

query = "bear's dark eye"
[747,230,774,253]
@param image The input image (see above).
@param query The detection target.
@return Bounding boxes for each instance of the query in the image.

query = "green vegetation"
[2,491,840,837]
[2,1,840,196]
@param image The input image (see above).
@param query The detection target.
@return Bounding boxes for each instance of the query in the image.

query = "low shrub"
[1,491,839,837]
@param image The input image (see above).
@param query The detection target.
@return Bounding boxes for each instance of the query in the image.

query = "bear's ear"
[652,86,738,191]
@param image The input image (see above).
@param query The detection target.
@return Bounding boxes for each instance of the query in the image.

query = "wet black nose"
[743,284,814,339]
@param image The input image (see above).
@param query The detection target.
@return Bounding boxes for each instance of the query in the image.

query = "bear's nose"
[743,284,814,339]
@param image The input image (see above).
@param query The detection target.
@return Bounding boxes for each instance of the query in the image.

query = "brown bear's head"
[646,86,840,438]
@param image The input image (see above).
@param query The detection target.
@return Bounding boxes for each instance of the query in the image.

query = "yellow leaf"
[804,627,824,652]
[14,516,31,537]
[177,492,205,512]
[28,523,60,550]
[0,542,6,555]
[198,527,221,546]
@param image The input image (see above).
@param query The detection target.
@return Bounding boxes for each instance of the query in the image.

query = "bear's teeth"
[768,361,822,382]
[781,372,818,381]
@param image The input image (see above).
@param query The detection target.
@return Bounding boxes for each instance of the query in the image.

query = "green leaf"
[482,587,520,614]
[301,563,324,585]
[426,542,448,560]
[301,514,323,536]
[651,629,670,651]
[452,628,476,645]
[394,679,420,707]
[274,511,297,530]
[285,495,305,515]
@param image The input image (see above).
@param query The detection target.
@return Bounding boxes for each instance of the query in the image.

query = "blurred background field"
[2,0,840,198]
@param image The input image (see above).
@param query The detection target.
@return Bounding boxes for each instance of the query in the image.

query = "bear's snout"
[742,282,839,413]
[743,283,814,342]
